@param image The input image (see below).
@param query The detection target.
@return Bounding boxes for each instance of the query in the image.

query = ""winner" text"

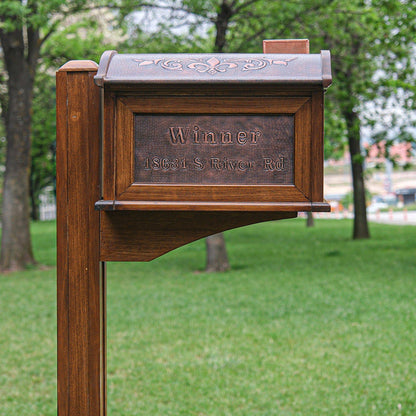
[168,126,261,145]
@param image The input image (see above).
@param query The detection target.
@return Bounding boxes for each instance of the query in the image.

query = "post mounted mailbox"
[94,50,331,213]
[56,41,332,415]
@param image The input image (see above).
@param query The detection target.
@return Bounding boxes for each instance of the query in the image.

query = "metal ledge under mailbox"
[94,49,332,213]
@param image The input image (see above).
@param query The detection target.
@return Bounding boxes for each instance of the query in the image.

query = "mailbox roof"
[95,51,332,88]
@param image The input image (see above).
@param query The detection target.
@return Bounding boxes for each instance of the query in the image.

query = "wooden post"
[56,61,106,416]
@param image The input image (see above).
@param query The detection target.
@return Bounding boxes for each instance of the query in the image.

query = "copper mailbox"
[94,51,332,212]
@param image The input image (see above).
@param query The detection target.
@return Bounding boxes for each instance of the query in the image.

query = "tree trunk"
[345,109,370,239]
[214,1,232,53]
[306,212,314,227]
[0,28,37,271]
[30,180,39,221]
[203,2,234,272]
[205,233,230,272]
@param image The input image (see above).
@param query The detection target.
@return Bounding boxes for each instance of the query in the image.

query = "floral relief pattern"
[133,56,297,75]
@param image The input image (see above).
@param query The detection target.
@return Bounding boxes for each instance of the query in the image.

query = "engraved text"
[169,126,261,145]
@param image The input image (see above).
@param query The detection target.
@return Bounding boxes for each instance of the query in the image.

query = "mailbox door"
[100,85,325,212]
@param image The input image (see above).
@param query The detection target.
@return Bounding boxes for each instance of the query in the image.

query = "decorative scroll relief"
[133,56,297,75]
[134,115,294,185]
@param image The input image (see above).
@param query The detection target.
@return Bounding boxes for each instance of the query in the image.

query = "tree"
[0,2,40,270]
[306,212,314,228]
[267,0,416,239]
[0,1,118,271]
[324,1,414,238]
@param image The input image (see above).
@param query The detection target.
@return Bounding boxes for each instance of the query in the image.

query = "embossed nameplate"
[134,115,294,185]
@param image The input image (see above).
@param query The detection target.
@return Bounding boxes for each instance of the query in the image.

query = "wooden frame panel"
[115,98,134,199]
[102,92,116,201]
[103,93,321,209]
[310,90,324,201]
[294,99,312,199]
[121,96,308,114]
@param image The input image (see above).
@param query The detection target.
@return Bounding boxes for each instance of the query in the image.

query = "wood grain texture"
[102,92,116,201]
[294,99,312,199]
[56,67,70,416]
[115,98,134,199]
[100,211,297,261]
[116,184,309,203]
[110,95,317,205]
[310,90,324,201]
[67,71,90,416]
[57,64,106,416]
[263,39,309,54]
[121,95,308,114]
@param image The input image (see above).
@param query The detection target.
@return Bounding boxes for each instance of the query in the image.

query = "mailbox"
[94,50,331,212]
[56,41,332,415]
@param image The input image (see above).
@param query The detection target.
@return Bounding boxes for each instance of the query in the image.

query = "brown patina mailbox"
[95,50,331,213]
[56,40,331,416]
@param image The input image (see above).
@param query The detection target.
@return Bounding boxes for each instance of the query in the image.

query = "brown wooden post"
[56,61,106,416]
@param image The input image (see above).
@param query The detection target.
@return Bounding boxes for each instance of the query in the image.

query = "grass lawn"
[0,219,415,415]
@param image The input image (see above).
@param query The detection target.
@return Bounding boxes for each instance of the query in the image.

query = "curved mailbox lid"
[94,51,332,88]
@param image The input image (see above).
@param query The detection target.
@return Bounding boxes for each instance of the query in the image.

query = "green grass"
[0,219,415,415]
